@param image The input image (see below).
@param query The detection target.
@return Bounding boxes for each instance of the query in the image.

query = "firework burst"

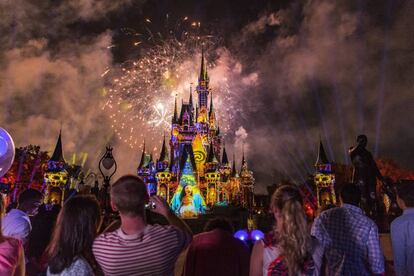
[103,17,235,154]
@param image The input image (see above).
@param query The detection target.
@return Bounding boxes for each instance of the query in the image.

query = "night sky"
[1,0,413,193]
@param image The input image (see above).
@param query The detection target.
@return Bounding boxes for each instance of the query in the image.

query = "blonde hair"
[271,185,311,276]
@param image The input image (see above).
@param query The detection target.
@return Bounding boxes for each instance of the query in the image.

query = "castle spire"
[209,92,216,129]
[209,92,214,117]
[206,142,218,163]
[159,134,169,162]
[240,145,247,172]
[199,49,208,83]
[221,144,229,164]
[172,96,178,124]
[50,130,65,163]
[315,140,330,166]
[138,141,146,168]
[231,154,237,177]
[196,50,210,109]
[189,84,193,107]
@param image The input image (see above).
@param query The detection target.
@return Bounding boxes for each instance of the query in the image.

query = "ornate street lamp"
[98,146,117,212]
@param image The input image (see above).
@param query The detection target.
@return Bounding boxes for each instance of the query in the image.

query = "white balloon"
[0,128,15,178]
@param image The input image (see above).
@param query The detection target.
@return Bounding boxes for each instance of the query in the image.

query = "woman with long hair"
[0,196,24,275]
[250,185,323,276]
[47,195,101,275]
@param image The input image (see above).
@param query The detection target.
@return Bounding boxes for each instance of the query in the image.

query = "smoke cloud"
[0,0,137,181]
[1,0,413,193]
[224,0,414,192]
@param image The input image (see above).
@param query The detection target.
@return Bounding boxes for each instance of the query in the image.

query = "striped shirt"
[93,224,191,276]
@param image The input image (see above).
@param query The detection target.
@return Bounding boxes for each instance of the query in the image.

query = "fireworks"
[103,17,236,154]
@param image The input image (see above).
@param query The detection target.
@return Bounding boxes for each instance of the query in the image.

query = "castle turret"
[49,130,65,164]
[198,50,209,91]
[209,92,216,131]
[315,140,329,166]
[196,50,210,125]
[44,130,68,205]
[172,97,178,125]
[156,136,172,201]
[158,135,169,168]
[221,146,229,165]
[314,140,336,209]
[239,150,255,209]
[219,144,231,183]
[206,142,218,164]
[240,149,247,172]
[138,141,146,169]
[189,85,194,116]
[231,155,238,178]
[205,142,220,206]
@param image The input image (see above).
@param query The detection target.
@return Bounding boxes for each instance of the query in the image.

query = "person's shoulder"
[64,257,93,276]
[391,215,407,229]
[361,215,379,231]
[192,229,232,244]
[191,230,210,241]
[147,223,181,235]
[94,229,121,244]
[72,257,93,269]
[310,236,323,251]
[261,231,275,247]
[0,237,23,253]
[318,206,342,219]
[3,236,23,247]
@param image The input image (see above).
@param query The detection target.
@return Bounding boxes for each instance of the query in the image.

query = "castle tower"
[156,136,172,201]
[137,142,157,196]
[209,92,216,131]
[196,50,210,126]
[239,150,255,209]
[44,130,68,205]
[314,140,336,209]
[219,145,231,181]
[205,142,220,206]
[197,50,209,108]
[229,155,241,203]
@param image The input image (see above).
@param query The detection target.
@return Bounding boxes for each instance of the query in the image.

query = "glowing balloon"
[234,230,249,241]
[251,229,265,241]
[0,128,15,178]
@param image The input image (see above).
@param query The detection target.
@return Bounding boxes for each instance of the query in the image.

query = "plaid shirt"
[311,204,384,275]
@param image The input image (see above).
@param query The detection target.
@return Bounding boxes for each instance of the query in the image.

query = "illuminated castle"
[138,52,255,218]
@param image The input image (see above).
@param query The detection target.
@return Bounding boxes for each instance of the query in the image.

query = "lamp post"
[98,146,117,212]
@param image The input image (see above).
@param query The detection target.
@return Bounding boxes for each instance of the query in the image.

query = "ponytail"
[272,185,311,276]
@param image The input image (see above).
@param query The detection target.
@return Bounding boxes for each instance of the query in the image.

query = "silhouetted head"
[18,188,43,216]
[204,217,234,233]
[357,134,368,148]
[339,184,361,207]
[396,180,414,209]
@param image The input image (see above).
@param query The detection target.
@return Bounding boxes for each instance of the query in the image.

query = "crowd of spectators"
[0,175,413,275]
